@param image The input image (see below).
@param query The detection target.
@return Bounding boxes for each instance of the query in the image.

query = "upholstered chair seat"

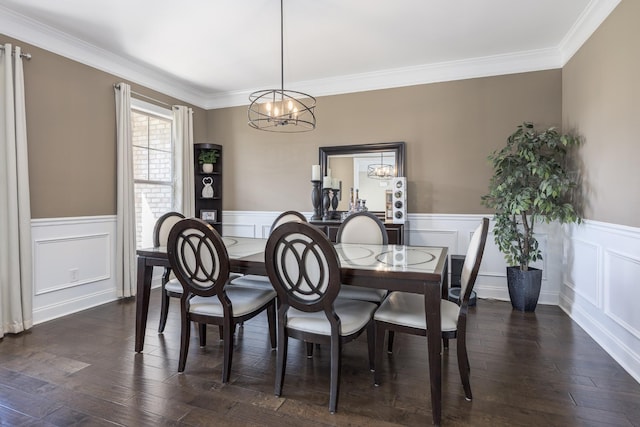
[229,274,272,290]
[285,299,376,336]
[373,292,461,332]
[164,278,183,294]
[337,286,387,303]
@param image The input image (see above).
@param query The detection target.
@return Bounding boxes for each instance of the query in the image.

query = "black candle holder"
[322,188,332,221]
[311,180,322,220]
[331,188,340,219]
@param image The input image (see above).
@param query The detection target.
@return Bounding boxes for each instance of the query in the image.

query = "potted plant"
[198,149,220,173]
[481,122,581,312]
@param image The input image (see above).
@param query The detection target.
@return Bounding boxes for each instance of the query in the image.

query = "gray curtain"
[0,43,32,336]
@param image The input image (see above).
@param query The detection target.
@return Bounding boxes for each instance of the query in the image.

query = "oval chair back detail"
[265,221,377,413]
[167,218,276,383]
[230,210,308,290]
[153,211,185,248]
[373,217,489,401]
[270,210,308,233]
[335,212,389,324]
[336,211,389,245]
[154,211,185,333]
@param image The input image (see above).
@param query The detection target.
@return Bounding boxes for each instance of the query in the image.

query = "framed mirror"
[319,142,405,213]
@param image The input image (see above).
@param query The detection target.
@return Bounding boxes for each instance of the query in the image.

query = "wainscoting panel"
[34,233,110,295]
[604,249,640,339]
[564,238,601,308]
[408,228,458,252]
[223,211,292,239]
[561,221,640,383]
[31,216,117,324]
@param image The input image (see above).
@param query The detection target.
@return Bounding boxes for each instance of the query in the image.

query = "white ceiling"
[0,0,620,109]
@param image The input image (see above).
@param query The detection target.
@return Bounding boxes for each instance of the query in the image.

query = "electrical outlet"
[70,268,79,282]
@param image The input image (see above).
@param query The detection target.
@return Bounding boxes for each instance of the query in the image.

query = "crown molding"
[0,6,210,108]
[558,0,621,65]
[1,1,620,110]
[204,47,563,109]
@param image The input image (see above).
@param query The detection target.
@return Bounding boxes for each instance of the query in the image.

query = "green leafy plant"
[198,149,220,164]
[481,122,581,270]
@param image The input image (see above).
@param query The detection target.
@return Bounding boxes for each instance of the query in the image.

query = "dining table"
[135,236,449,425]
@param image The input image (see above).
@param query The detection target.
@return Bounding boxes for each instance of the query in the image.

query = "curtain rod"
[0,45,32,59]
[113,83,172,108]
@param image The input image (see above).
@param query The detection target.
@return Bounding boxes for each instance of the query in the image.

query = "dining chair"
[153,211,185,333]
[331,211,396,355]
[373,217,489,401]
[335,212,389,303]
[166,218,277,383]
[265,221,377,413]
[230,210,307,290]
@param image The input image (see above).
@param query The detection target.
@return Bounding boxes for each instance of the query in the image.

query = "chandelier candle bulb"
[312,165,321,181]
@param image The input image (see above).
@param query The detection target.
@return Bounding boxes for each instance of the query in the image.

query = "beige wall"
[1,35,208,219]
[208,70,562,214]
[4,34,568,220]
[563,0,639,228]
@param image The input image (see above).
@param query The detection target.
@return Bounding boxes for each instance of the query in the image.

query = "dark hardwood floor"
[1,290,638,426]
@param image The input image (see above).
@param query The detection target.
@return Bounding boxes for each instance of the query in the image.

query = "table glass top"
[145,237,444,274]
[335,243,443,273]
[221,236,267,258]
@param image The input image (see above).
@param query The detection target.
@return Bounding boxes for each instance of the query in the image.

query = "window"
[131,99,175,248]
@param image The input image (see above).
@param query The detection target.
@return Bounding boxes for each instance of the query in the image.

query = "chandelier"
[248,0,316,132]
[367,152,395,179]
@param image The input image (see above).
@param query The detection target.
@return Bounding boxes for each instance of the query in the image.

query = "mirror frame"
[319,141,406,179]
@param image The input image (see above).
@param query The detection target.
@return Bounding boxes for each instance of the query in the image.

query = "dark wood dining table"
[135,236,449,425]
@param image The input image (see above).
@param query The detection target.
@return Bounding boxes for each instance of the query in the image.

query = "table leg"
[425,281,442,426]
[135,256,153,352]
[441,257,449,300]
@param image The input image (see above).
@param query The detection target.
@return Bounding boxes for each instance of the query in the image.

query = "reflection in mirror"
[328,153,396,211]
[319,142,405,213]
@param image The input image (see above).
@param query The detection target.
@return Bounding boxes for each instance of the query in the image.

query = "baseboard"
[33,288,119,325]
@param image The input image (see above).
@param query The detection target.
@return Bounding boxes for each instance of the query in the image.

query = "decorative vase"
[201,177,214,198]
[506,266,543,312]
[202,163,214,173]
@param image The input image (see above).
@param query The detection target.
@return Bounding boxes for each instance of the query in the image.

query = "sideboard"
[310,219,407,245]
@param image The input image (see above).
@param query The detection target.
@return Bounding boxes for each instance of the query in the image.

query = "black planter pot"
[506,266,543,312]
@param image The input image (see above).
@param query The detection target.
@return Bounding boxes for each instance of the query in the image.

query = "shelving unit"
[194,142,223,234]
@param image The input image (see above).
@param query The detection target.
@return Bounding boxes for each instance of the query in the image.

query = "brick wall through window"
[132,109,174,248]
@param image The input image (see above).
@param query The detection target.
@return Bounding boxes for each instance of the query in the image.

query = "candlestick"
[322,188,332,220]
[331,188,340,219]
[311,180,322,220]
